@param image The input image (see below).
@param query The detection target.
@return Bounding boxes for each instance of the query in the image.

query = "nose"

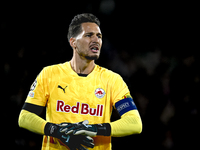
[92,35,100,42]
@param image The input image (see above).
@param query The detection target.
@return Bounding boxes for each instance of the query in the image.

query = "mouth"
[90,45,99,53]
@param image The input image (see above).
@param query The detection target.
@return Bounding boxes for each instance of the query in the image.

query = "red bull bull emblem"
[95,88,105,98]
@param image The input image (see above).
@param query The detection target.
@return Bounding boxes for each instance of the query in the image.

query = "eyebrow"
[85,32,102,36]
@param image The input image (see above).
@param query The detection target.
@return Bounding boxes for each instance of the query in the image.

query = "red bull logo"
[56,100,104,117]
[95,88,105,98]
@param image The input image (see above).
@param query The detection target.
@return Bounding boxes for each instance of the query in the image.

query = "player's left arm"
[109,76,142,137]
[110,96,142,137]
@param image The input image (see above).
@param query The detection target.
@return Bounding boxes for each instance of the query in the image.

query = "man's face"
[71,22,102,60]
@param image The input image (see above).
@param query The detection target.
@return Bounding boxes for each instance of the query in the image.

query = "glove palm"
[65,120,111,137]
[45,122,94,150]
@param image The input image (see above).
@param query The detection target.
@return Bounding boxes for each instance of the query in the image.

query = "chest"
[47,74,112,118]
[53,75,108,99]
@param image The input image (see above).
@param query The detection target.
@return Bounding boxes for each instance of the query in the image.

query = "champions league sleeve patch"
[115,98,137,116]
[28,91,35,98]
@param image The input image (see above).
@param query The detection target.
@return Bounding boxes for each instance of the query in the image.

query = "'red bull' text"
[56,100,104,117]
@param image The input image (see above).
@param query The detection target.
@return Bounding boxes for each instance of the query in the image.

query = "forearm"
[110,110,142,137]
[18,110,94,149]
[18,109,47,134]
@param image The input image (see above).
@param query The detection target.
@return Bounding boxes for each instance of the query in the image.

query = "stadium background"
[1,1,199,149]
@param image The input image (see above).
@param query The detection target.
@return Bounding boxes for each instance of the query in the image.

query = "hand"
[66,120,111,137]
[44,121,94,150]
[59,120,89,135]
[58,134,94,150]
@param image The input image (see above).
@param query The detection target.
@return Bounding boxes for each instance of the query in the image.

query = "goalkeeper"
[18,13,142,150]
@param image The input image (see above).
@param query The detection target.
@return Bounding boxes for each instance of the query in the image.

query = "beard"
[85,55,99,60]
[76,46,101,60]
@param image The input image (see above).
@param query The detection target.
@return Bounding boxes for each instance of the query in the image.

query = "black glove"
[66,120,111,137]
[44,122,94,150]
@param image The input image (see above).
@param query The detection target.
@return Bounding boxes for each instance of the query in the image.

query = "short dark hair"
[67,13,100,41]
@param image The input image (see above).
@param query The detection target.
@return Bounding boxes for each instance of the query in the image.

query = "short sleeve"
[25,68,49,106]
[111,74,130,106]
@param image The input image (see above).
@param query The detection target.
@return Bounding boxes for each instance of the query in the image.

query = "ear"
[69,37,76,48]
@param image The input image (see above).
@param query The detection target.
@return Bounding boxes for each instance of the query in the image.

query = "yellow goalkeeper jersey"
[25,61,130,150]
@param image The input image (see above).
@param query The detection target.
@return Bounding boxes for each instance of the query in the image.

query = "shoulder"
[95,65,123,82]
[43,62,68,72]
[44,62,66,70]
[39,62,69,77]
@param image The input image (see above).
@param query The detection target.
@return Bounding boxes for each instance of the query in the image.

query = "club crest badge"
[95,88,105,99]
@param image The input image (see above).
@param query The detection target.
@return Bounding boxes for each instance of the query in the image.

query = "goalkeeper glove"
[67,120,111,137]
[44,122,94,150]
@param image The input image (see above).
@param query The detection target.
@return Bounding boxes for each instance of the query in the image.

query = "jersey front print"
[25,62,130,150]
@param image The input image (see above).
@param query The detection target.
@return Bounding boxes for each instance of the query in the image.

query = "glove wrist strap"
[96,123,111,136]
[44,122,59,137]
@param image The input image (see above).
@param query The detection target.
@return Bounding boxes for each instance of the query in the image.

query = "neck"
[70,52,95,74]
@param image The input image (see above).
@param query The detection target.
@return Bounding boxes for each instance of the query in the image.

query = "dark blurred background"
[1,1,199,150]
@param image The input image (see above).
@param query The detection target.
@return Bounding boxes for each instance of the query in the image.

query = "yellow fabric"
[18,109,47,134]
[110,110,142,137]
[21,61,140,150]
